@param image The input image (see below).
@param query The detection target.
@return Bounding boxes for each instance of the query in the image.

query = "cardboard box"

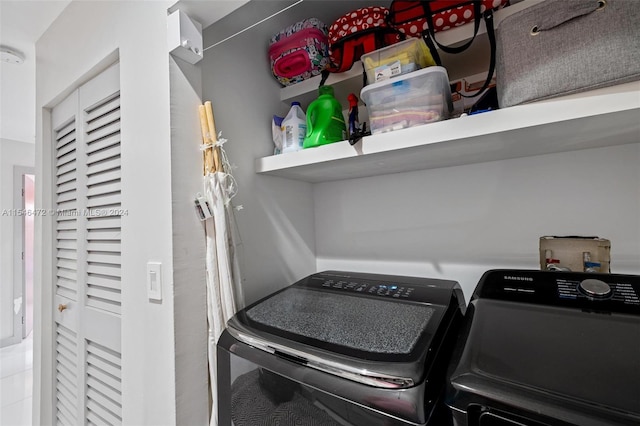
[449,72,496,116]
[539,236,611,273]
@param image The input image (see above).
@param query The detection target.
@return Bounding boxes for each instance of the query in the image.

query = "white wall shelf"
[257,82,640,183]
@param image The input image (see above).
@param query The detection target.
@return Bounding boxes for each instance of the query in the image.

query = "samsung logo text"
[504,276,533,282]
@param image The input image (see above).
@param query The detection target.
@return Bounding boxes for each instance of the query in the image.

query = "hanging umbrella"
[198,101,243,426]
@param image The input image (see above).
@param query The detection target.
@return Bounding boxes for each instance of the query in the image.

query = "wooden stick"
[204,101,221,173]
[198,105,209,176]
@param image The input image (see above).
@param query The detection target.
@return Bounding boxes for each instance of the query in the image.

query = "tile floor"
[0,334,33,426]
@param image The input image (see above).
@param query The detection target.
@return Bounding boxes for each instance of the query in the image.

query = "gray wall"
[315,143,640,301]
[169,56,209,426]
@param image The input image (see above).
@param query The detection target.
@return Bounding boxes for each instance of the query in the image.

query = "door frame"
[18,167,36,339]
[35,102,56,426]
[35,50,121,426]
[37,58,124,426]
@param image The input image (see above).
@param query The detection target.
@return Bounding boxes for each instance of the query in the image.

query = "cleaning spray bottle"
[303,85,346,149]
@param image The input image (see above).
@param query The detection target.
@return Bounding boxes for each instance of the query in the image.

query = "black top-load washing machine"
[217,271,466,425]
[446,269,640,426]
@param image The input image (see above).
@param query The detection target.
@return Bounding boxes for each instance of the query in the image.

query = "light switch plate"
[147,262,163,301]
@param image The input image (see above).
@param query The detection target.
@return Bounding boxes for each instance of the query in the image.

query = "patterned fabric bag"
[268,18,330,86]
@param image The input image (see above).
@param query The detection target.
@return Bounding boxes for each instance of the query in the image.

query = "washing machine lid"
[227,271,465,389]
[448,270,640,425]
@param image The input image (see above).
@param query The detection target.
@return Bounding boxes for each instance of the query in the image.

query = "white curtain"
[204,169,243,426]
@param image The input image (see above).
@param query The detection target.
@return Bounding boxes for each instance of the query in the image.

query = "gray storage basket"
[496,0,640,108]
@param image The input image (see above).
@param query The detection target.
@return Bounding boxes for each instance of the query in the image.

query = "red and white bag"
[388,0,509,37]
[388,1,509,98]
[326,7,403,74]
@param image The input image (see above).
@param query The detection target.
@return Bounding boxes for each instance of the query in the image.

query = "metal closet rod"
[203,0,304,51]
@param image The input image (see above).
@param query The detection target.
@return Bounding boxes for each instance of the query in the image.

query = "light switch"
[147,262,162,301]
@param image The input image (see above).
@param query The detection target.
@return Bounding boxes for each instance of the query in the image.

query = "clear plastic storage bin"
[361,38,436,84]
[360,66,452,135]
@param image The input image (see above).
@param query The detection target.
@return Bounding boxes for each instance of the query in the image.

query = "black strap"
[362,62,368,87]
[457,10,496,98]
[418,4,495,98]
[422,0,482,54]
[422,33,441,66]
[319,69,330,87]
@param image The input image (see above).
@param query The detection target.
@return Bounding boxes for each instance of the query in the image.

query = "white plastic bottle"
[281,101,306,153]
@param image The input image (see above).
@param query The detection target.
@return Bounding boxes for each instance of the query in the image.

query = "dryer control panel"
[558,276,639,304]
[476,269,640,314]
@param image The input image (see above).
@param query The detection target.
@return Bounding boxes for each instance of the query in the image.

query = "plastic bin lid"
[361,37,423,60]
[360,66,449,99]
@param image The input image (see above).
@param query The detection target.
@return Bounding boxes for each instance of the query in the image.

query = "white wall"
[0,138,35,344]
[0,51,36,143]
[34,1,207,425]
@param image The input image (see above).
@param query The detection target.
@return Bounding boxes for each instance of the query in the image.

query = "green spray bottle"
[303,85,346,149]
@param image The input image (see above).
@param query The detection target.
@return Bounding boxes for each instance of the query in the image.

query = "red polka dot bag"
[389,1,509,38]
[326,6,403,74]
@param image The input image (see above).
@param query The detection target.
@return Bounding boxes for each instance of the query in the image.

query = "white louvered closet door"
[51,62,122,426]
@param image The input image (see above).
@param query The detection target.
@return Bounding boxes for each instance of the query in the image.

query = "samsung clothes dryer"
[446,269,640,426]
[217,271,466,425]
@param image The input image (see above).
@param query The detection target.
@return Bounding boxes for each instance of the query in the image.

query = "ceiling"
[168,0,249,30]
[0,0,70,143]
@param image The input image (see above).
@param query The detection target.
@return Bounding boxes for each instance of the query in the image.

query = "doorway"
[12,167,35,342]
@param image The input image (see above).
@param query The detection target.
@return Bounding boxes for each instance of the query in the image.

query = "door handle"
[58,304,67,313]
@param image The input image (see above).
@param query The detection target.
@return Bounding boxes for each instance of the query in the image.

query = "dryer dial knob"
[579,279,612,298]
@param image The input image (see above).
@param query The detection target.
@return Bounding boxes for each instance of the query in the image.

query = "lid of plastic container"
[360,66,449,99]
[361,37,421,58]
[291,101,301,106]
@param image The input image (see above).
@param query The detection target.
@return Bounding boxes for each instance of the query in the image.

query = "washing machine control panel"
[300,272,458,305]
[318,278,418,299]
